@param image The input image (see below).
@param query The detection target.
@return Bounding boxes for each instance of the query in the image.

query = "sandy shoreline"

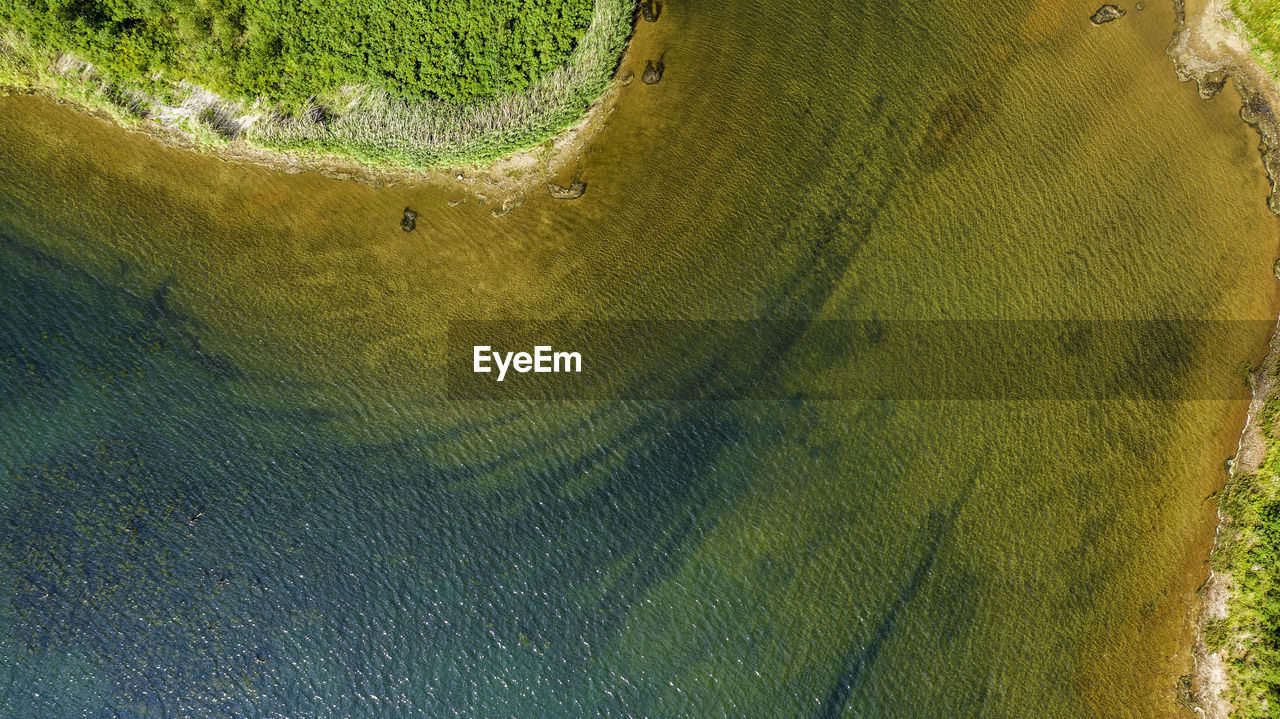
[1169,0,1280,715]
[1191,327,1278,719]
[0,76,623,207]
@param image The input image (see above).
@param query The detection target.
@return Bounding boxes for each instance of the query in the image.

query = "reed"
[250,0,635,167]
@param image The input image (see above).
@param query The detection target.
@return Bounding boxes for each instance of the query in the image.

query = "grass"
[1232,0,1280,78]
[0,28,148,124]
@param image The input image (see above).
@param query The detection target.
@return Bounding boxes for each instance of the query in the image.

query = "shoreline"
[1192,326,1279,719]
[1169,0,1280,715]
[0,0,640,202]
[1169,0,1280,213]
[0,80,619,206]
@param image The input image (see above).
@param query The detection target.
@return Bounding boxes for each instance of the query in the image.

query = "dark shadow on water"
[811,475,978,719]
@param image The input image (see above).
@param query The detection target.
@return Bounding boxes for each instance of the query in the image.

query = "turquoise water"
[2,0,1280,716]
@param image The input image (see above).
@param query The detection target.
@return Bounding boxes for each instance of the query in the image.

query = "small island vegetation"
[0,0,635,169]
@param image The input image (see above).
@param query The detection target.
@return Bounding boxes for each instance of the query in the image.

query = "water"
[1,0,1279,716]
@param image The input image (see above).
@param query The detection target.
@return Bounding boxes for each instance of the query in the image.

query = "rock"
[1135,2,1144,9]
[1090,4,1125,24]
[620,70,635,87]
[307,104,332,126]
[1247,91,1273,117]
[1272,257,1280,280]
[1200,72,1228,98]
[491,197,523,218]
[547,181,587,200]
[641,0,661,22]
[1175,674,1195,709]
[401,207,417,232]
[642,60,664,85]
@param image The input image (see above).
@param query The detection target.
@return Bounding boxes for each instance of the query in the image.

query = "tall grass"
[251,0,635,167]
[0,29,149,124]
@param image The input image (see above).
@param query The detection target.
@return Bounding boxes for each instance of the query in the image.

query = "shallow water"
[1,0,1279,716]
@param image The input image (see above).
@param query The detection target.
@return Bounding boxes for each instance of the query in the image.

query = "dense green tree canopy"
[0,0,596,105]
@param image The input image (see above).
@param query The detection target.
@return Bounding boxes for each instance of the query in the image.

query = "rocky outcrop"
[1090,4,1125,24]
[491,196,524,217]
[547,181,586,200]
[641,0,661,22]
[401,207,417,231]
[642,60,664,85]
[307,104,333,126]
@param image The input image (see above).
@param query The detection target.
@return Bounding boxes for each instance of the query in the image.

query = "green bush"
[0,0,596,106]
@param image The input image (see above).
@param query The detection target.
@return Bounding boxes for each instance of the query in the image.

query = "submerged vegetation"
[1207,390,1280,717]
[0,0,635,168]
